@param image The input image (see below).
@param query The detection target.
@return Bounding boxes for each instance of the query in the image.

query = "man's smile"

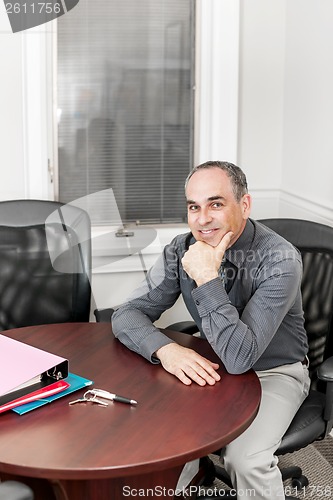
[199,228,217,234]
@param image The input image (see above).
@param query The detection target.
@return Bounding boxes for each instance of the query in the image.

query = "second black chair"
[0,200,92,331]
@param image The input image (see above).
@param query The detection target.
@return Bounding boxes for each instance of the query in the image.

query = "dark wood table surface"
[0,323,261,500]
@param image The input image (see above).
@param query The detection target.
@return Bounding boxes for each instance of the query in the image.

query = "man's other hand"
[155,343,221,386]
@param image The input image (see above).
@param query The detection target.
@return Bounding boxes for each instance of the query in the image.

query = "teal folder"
[12,373,93,415]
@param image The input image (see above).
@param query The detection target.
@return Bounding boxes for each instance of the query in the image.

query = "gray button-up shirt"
[112,219,308,374]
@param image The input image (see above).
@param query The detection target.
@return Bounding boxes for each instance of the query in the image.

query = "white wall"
[238,0,286,192]
[237,0,333,225]
[281,0,333,225]
[0,8,25,199]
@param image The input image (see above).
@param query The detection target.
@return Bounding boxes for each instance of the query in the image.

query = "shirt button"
[195,299,200,305]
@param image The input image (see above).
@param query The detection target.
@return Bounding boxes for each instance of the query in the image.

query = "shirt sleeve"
[192,256,303,374]
[111,242,181,362]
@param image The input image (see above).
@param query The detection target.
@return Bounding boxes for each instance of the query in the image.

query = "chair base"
[198,456,310,500]
[281,465,309,489]
[196,458,234,499]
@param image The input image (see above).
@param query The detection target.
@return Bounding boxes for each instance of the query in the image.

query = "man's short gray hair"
[185,161,248,202]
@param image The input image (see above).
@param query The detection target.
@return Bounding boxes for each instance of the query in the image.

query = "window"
[57,0,195,225]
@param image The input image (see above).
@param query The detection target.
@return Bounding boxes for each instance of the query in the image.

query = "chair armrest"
[166,321,199,335]
[317,356,333,437]
[94,308,114,323]
[317,356,333,382]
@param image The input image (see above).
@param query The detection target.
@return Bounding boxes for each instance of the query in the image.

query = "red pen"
[0,380,70,414]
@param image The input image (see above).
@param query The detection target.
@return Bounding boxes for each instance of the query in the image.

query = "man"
[112,161,310,499]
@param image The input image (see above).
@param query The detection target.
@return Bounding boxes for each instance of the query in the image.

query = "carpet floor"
[203,436,333,499]
[278,436,333,499]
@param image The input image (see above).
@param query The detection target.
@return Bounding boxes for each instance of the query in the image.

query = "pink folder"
[0,334,68,406]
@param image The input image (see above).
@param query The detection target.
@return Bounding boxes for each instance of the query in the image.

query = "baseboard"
[280,190,333,226]
[251,188,333,227]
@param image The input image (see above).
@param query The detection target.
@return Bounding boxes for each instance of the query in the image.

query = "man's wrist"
[154,344,169,361]
[153,342,175,362]
[195,271,219,287]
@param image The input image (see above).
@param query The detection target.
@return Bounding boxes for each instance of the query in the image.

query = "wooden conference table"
[0,323,261,500]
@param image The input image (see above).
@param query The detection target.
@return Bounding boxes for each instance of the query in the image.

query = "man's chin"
[195,232,223,247]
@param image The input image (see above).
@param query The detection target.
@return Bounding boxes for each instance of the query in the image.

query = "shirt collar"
[225,219,255,269]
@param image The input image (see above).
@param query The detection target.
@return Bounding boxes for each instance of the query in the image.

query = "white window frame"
[21,23,55,200]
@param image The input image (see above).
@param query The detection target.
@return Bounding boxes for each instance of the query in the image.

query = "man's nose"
[198,208,212,226]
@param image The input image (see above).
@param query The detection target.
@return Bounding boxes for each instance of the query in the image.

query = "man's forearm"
[112,305,174,362]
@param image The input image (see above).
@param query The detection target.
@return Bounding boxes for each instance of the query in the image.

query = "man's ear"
[241,194,252,219]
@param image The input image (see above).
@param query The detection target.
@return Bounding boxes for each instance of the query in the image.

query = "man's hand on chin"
[154,343,220,386]
[181,231,233,286]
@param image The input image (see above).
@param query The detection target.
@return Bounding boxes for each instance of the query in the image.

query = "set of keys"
[69,388,138,407]
[69,390,108,407]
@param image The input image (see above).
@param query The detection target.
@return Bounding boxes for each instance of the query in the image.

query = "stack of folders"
[0,335,92,415]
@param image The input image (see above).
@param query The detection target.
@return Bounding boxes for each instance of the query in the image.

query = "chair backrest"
[0,200,92,331]
[259,218,333,382]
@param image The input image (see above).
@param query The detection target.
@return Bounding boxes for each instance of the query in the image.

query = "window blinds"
[57,0,194,225]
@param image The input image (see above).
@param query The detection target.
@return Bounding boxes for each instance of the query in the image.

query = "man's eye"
[188,205,198,211]
[212,202,222,208]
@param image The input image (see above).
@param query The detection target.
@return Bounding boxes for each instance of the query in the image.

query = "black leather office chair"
[168,218,333,500]
[0,200,92,331]
[0,481,34,500]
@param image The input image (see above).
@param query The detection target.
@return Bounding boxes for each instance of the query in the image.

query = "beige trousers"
[222,361,311,499]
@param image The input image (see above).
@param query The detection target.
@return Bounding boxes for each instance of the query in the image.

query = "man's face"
[185,167,251,247]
